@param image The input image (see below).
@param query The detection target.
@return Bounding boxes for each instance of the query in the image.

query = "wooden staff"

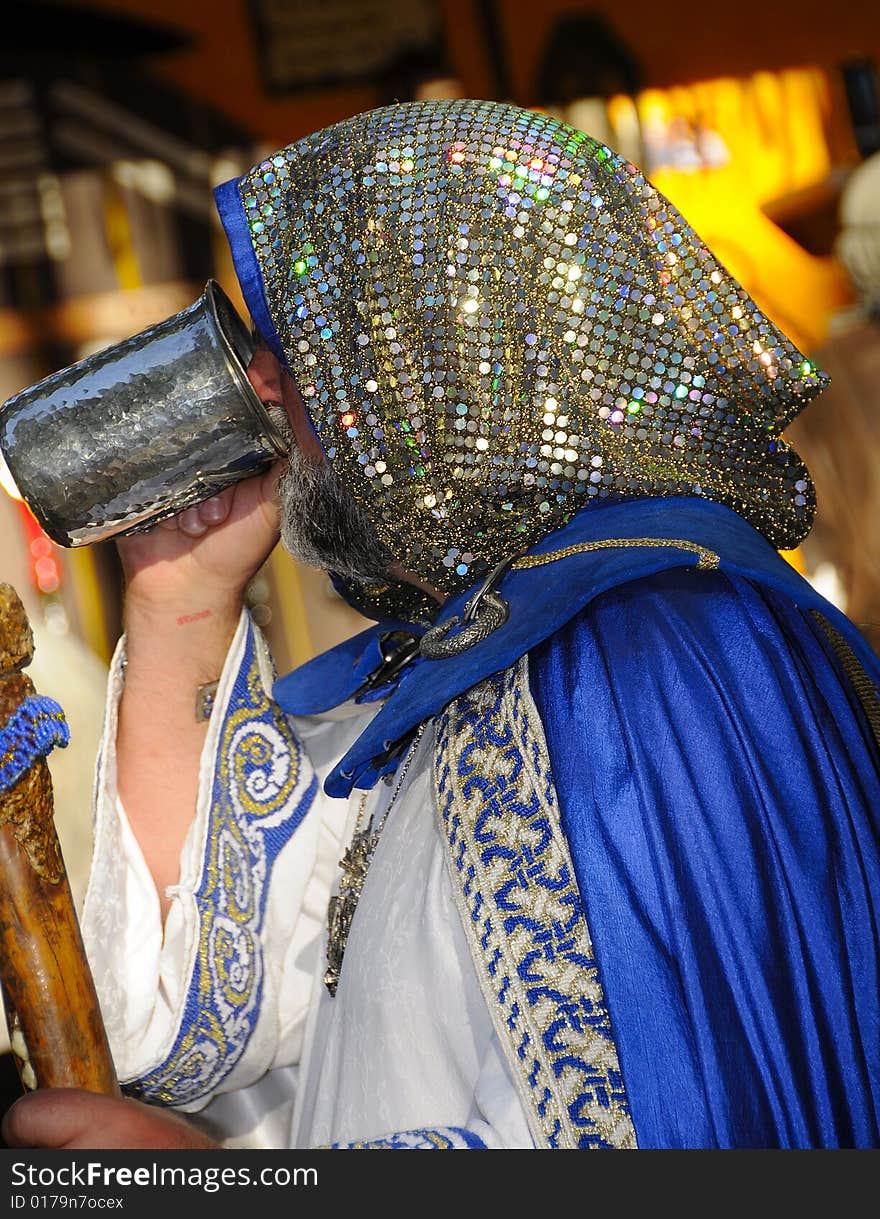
[0,582,118,1096]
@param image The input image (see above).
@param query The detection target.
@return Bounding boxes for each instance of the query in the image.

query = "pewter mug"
[0,280,288,547]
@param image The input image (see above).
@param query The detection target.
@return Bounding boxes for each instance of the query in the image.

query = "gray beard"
[275,424,393,584]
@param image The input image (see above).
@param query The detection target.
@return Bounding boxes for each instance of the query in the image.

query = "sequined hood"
[216,99,826,623]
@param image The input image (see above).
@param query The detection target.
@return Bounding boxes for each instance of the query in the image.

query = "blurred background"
[0,0,879,1100]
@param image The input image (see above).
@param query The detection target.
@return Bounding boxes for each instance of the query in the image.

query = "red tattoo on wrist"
[176,609,213,626]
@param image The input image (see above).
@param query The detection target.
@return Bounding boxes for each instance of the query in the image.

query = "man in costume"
[4,100,879,1150]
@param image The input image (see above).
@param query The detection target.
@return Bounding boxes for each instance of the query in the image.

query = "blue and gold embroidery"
[0,695,69,794]
[128,621,317,1105]
[331,1127,486,1149]
[434,657,636,1149]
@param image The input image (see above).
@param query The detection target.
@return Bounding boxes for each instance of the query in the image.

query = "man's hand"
[2,1089,220,1150]
[118,461,284,614]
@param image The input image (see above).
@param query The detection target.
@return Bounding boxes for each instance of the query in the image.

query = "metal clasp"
[462,555,516,624]
[418,555,516,660]
[350,630,421,701]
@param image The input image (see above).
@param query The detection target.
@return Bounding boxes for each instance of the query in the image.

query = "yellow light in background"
[0,451,22,501]
[780,547,807,575]
[103,172,142,293]
[65,547,113,664]
[631,66,855,353]
[606,93,643,166]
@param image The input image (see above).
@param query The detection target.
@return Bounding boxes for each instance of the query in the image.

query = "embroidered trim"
[434,657,636,1149]
[330,1127,486,1149]
[128,623,317,1105]
[0,696,69,793]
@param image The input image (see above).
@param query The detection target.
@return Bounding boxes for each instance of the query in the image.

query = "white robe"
[81,611,534,1149]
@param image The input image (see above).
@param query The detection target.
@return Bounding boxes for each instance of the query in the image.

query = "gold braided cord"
[512,536,720,572]
[811,611,880,752]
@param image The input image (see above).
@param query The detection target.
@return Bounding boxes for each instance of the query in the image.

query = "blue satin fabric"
[531,568,880,1148]
[275,498,880,796]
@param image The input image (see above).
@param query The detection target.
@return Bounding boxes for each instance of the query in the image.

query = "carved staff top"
[0,583,69,880]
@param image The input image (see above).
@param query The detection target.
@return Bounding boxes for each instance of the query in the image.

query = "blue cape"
[275,497,880,1147]
[532,566,880,1147]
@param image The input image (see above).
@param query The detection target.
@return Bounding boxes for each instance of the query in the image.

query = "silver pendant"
[324,828,380,996]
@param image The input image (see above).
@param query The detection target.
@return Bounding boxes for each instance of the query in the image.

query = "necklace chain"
[324,722,427,996]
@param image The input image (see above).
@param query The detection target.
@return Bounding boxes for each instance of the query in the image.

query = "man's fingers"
[198,491,233,526]
[177,506,208,537]
[151,489,234,537]
[2,1089,219,1150]
[2,1088,97,1148]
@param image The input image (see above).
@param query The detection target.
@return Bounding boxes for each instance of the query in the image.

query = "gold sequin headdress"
[228,99,826,621]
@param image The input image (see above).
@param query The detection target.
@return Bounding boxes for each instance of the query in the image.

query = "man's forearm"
[116,592,243,920]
